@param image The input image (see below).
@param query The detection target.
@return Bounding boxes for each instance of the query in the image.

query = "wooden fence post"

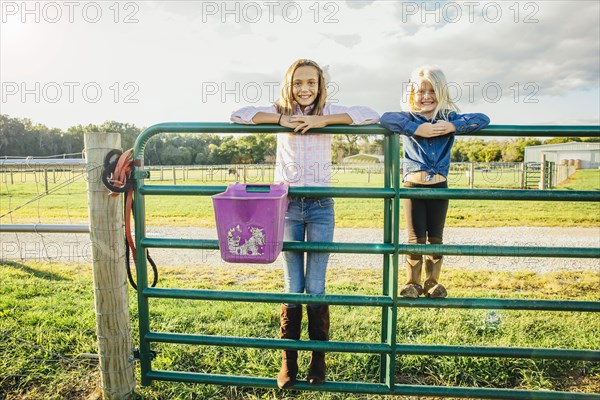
[520,162,525,189]
[44,169,49,194]
[84,132,136,399]
[540,154,547,190]
[469,162,475,189]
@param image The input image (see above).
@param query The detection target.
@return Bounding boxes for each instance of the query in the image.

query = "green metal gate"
[132,123,600,399]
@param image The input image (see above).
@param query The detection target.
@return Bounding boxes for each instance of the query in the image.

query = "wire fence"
[0,156,590,398]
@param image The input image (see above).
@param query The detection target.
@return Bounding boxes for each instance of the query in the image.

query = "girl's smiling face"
[415,80,437,118]
[292,65,319,111]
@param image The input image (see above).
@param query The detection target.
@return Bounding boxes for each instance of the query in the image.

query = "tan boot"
[424,256,447,298]
[277,304,302,389]
[306,305,330,385]
[400,256,423,298]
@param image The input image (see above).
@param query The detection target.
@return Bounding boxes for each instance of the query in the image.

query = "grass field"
[1,169,598,228]
[1,168,598,399]
[1,262,598,399]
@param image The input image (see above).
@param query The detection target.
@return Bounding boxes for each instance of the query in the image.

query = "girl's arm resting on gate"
[380,112,421,137]
[449,113,490,134]
[251,112,282,124]
[230,105,278,124]
[290,113,353,126]
[288,113,353,133]
[326,104,380,125]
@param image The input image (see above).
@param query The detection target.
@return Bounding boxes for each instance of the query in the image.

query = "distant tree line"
[1,114,597,164]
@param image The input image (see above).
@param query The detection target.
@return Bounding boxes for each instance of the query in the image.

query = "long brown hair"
[275,59,327,116]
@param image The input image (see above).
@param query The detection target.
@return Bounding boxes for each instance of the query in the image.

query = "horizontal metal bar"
[0,159,86,167]
[290,187,394,198]
[139,237,596,258]
[399,244,600,258]
[144,333,598,361]
[141,238,219,250]
[139,185,395,198]
[397,297,599,312]
[139,185,599,201]
[400,188,600,201]
[397,344,600,361]
[143,288,393,306]
[392,384,600,400]
[146,370,389,393]
[145,332,390,354]
[286,241,394,254]
[143,288,598,311]
[145,370,600,399]
[0,224,90,233]
[482,124,600,137]
[140,185,226,195]
[140,238,394,254]
[134,123,600,159]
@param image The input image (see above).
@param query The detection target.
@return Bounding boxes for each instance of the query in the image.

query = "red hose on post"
[101,149,158,289]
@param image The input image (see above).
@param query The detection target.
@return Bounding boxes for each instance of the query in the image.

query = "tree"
[358,135,383,155]
[0,115,28,155]
[502,138,542,162]
[543,137,581,145]
[481,140,502,162]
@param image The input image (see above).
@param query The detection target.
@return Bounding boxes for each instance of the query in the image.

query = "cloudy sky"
[1,0,599,130]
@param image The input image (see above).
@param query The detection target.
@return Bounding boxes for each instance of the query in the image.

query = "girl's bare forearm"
[251,112,281,124]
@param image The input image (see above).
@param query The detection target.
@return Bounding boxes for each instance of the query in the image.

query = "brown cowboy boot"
[306,305,330,385]
[277,304,302,389]
[424,255,447,298]
[400,256,423,298]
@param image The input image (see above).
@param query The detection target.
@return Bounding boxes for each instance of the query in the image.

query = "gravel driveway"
[2,227,598,273]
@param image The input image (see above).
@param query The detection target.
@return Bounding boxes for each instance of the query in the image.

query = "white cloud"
[0,0,598,129]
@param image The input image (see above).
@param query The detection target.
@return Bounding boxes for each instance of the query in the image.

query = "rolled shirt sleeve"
[230,105,278,124]
[449,113,491,134]
[325,104,380,125]
[380,112,421,137]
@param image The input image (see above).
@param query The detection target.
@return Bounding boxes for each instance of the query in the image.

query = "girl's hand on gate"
[414,123,436,137]
[279,117,301,130]
[288,115,328,134]
[414,122,456,138]
[433,121,456,134]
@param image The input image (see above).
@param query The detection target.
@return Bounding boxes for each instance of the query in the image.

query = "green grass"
[1,261,598,399]
[1,169,599,228]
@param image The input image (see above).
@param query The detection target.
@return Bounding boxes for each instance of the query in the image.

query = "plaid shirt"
[231,103,379,187]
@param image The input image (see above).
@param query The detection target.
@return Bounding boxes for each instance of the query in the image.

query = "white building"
[524,142,600,169]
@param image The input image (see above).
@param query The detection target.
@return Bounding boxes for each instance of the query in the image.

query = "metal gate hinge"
[133,348,156,360]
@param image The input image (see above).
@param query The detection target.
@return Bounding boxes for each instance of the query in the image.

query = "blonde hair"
[275,59,327,116]
[406,65,460,120]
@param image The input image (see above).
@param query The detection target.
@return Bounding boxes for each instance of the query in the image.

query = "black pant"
[402,181,449,259]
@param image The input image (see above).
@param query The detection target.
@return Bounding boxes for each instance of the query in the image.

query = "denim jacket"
[380,111,490,180]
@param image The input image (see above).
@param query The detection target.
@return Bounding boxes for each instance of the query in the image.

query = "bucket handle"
[245,184,272,193]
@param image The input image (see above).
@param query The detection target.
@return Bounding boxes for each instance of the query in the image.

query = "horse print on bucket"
[227,225,265,256]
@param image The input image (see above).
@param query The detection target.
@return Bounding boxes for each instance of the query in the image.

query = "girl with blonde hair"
[380,66,490,299]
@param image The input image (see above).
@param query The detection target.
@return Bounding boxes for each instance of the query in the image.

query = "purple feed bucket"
[212,182,289,264]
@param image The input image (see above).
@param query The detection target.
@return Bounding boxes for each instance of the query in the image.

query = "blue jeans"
[283,197,335,297]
